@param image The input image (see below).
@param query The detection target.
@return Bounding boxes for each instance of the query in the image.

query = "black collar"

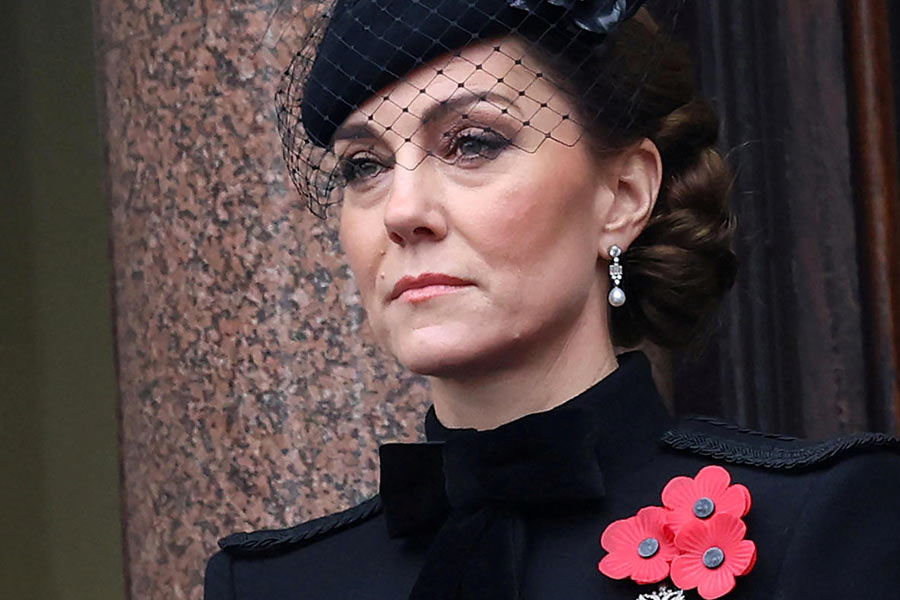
[378,350,672,538]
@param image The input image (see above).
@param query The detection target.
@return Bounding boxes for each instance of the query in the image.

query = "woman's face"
[334,37,624,377]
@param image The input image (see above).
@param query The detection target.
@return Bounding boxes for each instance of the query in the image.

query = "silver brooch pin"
[636,585,686,600]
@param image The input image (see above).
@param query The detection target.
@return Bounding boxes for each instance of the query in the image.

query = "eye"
[446,127,511,163]
[338,153,389,186]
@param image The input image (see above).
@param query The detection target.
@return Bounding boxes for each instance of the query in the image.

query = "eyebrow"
[331,90,520,144]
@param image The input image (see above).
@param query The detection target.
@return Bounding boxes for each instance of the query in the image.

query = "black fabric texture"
[379,442,448,537]
[204,350,900,600]
[203,550,236,600]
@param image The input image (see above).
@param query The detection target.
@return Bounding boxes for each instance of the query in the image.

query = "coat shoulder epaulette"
[217,495,383,557]
[661,415,900,470]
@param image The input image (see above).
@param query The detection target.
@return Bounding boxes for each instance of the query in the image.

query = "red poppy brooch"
[598,466,757,600]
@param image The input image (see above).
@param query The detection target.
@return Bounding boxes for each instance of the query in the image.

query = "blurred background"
[2,1,124,598]
[1,1,898,599]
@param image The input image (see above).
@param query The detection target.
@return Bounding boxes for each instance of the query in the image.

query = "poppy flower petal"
[695,465,732,498]
[730,539,757,576]
[674,519,712,554]
[664,509,694,536]
[661,475,696,509]
[670,554,705,591]
[697,567,736,600]
[736,483,752,516]
[631,556,671,585]
[600,518,641,552]
[657,541,681,563]
[707,513,747,545]
[635,506,668,529]
[598,552,637,580]
[717,484,750,517]
[741,541,758,575]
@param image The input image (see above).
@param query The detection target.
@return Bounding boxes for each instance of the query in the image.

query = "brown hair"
[528,9,738,349]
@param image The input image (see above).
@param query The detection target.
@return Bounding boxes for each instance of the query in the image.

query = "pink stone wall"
[94,2,428,598]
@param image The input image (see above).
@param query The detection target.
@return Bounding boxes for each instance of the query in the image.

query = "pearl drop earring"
[608,245,625,307]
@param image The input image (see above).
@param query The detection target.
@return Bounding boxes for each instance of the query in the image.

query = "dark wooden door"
[660,0,900,438]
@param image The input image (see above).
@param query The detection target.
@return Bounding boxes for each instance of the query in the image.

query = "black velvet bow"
[507,0,646,34]
[379,400,608,600]
[377,351,672,600]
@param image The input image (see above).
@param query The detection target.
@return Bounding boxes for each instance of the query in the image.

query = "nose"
[383,158,448,247]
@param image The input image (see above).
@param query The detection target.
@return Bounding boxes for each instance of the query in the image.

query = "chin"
[387,323,523,378]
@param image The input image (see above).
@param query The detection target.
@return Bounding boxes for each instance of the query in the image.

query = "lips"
[389,273,474,301]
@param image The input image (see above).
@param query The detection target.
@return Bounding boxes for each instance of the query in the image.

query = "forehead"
[347,35,571,129]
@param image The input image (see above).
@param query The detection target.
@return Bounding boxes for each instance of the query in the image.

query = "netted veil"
[275,0,685,218]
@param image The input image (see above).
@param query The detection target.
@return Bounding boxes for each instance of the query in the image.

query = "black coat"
[204,352,900,599]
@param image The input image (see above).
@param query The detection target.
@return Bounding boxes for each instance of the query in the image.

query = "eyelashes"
[444,127,511,162]
[338,152,388,185]
[336,125,512,188]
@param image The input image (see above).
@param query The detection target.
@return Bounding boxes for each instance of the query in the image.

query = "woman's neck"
[428,303,619,431]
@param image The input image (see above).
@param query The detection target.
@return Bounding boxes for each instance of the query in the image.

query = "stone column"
[94,2,427,598]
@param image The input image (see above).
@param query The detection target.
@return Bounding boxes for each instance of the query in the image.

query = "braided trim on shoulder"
[662,423,899,470]
[684,415,802,441]
[218,495,383,555]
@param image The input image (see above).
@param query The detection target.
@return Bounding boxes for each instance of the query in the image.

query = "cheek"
[471,152,600,282]
[338,209,383,302]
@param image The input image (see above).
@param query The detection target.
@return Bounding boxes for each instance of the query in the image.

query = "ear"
[595,138,662,257]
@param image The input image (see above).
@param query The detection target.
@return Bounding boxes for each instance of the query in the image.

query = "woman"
[205,1,900,599]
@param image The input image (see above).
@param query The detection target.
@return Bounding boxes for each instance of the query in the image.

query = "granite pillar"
[93,2,428,598]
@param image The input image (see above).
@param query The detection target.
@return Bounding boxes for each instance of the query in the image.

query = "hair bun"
[654,98,720,176]
[613,130,737,350]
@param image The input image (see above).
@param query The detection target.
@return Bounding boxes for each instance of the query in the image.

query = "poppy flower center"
[702,546,725,569]
[637,537,659,558]
[693,496,715,518]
